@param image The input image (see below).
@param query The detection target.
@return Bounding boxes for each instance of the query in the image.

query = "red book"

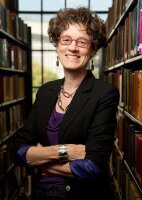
[135,133,142,186]
[138,9,142,54]
[0,75,4,103]
[139,71,142,123]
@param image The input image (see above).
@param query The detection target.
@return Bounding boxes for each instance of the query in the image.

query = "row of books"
[0,133,31,199]
[104,69,123,107]
[0,75,26,103]
[106,0,134,35]
[0,38,27,70]
[0,165,29,200]
[0,3,30,44]
[0,0,18,12]
[104,0,142,68]
[111,149,142,200]
[0,142,13,178]
[0,103,26,142]
[123,69,142,121]
[105,69,142,123]
[116,112,142,188]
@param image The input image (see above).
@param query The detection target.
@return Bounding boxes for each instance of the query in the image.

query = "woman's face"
[56,23,94,72]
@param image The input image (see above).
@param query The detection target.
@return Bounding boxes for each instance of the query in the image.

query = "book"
[135,133,142,187]
[117,111,124,152]
[138,0,142,54]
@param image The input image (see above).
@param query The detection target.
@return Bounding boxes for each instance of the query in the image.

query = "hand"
[67,144,85,160]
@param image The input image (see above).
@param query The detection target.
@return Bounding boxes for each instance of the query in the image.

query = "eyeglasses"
[59,36,91,48]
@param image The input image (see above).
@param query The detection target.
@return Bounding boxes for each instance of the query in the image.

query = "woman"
[13,7,119,200]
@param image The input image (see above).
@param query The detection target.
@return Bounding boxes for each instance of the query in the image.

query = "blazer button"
[65,185,71,191]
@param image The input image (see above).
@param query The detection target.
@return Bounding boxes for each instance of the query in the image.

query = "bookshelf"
[0,1,32,199]
[103,0,142,199]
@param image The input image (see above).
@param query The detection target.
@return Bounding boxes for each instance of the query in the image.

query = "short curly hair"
[48,7,106,52]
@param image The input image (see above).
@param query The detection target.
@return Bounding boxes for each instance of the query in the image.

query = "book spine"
[138,9,142,54]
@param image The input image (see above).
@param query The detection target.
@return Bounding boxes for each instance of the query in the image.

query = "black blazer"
[14,70,119,200]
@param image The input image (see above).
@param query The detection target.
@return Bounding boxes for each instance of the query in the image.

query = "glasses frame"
[58,36,91,48]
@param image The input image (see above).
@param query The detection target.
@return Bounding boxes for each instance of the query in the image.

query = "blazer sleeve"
[85,87,119,170]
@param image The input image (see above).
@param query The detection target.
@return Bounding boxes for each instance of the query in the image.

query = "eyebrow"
[61,35,91,40]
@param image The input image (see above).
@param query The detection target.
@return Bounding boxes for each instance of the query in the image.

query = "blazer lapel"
[60,71,95,140]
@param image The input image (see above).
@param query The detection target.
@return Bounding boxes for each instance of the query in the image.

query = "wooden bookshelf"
[0,1,32,199]
[104,0,142,199]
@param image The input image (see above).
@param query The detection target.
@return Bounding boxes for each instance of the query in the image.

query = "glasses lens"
[77,39,89,47]
[60,36,71,45]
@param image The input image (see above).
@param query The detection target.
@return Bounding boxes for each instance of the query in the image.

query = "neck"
[63,69,87,91]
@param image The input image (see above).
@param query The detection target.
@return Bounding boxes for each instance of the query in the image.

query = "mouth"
[65,54,80,60]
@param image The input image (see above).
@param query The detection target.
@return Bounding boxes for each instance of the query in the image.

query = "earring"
[56,56,59,67]
[91,59,94,71]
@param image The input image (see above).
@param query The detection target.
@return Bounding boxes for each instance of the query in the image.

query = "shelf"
[117,106,142,127]
[109,166,123,200]
[0,124,23,146]
[124,55,142,64]
[0,164,27,200]
[124,160,142,195]
[114,141,124,159]
[115,62,125,69]
[0,29,30,48]
[0,97,27,108]
[10,175,27,200]
[124,111,142,127]
[114,141,142,196]
[0,67,27,74]
[104,54,142,73]
[0,163,15,183]
[118,106,124,114]
[104,62,125,72]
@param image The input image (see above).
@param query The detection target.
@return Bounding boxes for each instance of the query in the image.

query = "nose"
[68,40,78,50]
